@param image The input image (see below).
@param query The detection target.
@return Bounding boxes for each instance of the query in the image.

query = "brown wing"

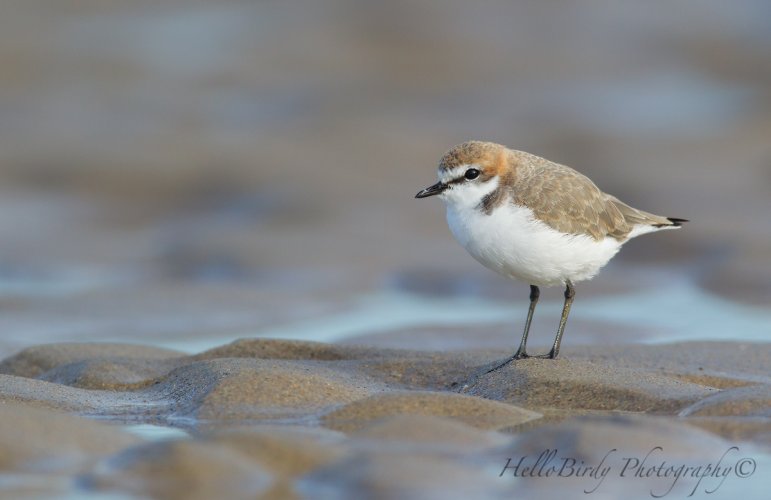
[512,162,632,241]
[604,194,674,227]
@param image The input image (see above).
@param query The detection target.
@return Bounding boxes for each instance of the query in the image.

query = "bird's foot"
[531,349,558,360]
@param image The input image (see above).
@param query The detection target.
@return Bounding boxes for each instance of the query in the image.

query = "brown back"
[508,151,670,240]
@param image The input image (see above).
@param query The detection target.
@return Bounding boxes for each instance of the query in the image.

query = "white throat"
[439,174,500,212]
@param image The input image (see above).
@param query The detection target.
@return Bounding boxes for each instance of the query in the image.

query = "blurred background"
[1,0,770,356]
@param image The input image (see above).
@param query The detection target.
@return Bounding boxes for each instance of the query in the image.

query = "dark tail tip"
[666,217,688,227]
[652,217,688,228]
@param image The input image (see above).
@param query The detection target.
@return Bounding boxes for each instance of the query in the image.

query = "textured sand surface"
[0,339,768,498]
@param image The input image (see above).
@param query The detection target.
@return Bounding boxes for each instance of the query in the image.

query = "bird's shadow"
[450,356,516,394]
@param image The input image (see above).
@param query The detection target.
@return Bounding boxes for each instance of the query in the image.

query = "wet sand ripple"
[0,338,768,497]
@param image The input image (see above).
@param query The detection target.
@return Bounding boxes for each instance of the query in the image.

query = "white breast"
[445,201,623,287]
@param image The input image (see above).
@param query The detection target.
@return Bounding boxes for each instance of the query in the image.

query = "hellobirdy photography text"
[499,446,757,497]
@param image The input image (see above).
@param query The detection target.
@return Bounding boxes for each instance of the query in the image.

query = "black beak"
[415,181,447,198]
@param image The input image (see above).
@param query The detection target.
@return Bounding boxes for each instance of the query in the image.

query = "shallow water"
[1,262,769,357]
[124,277,771,354]
[1,1,770,358]
[120,424,190,442]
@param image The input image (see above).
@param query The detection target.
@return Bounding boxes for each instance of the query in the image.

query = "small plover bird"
[416,141,686,362]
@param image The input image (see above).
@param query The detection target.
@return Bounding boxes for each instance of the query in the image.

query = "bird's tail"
[606,194,686,228]
[660,217,688,227]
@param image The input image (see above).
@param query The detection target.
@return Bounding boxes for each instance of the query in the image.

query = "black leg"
[547,280,575,359]
[513,285,539,359]
[484,285,539,373]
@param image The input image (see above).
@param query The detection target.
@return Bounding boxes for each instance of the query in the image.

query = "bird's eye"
[464,168,480,180]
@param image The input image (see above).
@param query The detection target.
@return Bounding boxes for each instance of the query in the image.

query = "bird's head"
[415,141,511,210]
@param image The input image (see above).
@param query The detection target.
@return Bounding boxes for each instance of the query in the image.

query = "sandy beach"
[1,1,770,498]
[0,338,768,498]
